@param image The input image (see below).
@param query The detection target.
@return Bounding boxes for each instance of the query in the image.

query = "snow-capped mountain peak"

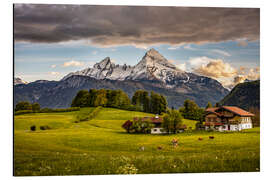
[93,57,114,69]
[61,48,188,85]
[128,49,186,82]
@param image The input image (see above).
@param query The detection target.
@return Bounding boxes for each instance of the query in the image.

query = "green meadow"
[14,108,260,176]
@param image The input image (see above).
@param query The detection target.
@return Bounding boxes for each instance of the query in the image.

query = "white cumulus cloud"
[193,59,237,78]
[49,71,60,75]
[62,60,84,67]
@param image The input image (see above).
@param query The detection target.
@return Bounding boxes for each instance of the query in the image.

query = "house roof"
[205,106,254,117]
[221,106,254,117]
[205,107,221,116]
[205,107,219,112]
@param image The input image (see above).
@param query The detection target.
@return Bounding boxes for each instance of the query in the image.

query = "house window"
[153,129,157,132]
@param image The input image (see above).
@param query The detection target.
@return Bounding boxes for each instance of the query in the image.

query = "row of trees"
[131,90,167,114]
[71,89,130,109]
[71,89,168,114]
[15,101,40,112]
[122,118,154,134]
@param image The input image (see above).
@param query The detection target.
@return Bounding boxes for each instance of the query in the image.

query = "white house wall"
[151,128,165,134]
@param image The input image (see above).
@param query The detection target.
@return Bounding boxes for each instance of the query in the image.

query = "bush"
[15,110,33,115]
[30,125,36,131]
[40,125,51,130]
[122,118,153,134]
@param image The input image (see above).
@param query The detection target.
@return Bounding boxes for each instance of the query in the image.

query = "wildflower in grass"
[111,156,131,164]
[172,138,179,147]
[139,146,145,151]
[116,163,138,174]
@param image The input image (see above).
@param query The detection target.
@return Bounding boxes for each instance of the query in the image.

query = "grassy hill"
[219,80,260,110]
[14,108,260,176]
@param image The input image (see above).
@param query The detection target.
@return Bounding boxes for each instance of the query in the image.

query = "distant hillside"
[219,80,260,110]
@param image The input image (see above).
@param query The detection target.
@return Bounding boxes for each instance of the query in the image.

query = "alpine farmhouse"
[205,106,254,131]
[132,116,187,134]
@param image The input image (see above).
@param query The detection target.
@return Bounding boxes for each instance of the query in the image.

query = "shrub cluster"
[122,118,154,134]
[40,125,51,130]
[29,125,51,131]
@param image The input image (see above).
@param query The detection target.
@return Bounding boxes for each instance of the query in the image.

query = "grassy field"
[14,107,260,176]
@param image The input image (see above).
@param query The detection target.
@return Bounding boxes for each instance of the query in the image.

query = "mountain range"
[14,49,229,108]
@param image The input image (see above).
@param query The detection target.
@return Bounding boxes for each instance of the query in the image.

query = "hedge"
[14,107,80,115]
[14,110,33,115]
[77,106,102,122]
[39,107,80,113]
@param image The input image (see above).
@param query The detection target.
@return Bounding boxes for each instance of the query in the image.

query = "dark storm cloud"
[14,4,260,47]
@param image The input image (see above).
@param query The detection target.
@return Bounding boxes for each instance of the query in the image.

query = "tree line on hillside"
[14,101,80,115]
[71,88,214,120]
[14,90,216,125]
[71,89,168,115]
[15,101,41,112]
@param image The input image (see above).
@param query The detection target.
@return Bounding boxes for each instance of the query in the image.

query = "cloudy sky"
[14,4,260,88]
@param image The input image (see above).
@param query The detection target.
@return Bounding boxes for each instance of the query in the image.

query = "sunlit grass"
[14,108,260,176]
